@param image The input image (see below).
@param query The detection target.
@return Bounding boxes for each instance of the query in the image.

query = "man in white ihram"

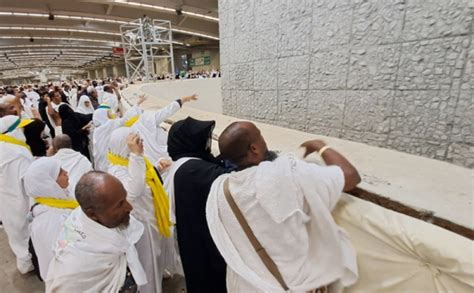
[206,121,361,292]
[46,171,147,292]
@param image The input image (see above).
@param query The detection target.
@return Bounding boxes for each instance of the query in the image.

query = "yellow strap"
[35,197,79,209]
[108,152,171,237]
[0,134,31,152]
[107,152,129,166]
[124,115,139,127]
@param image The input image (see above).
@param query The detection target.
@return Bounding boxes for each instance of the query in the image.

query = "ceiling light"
[0,11,219,40]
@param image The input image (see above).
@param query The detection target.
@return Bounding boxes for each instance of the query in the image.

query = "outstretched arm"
[153,94,198,126]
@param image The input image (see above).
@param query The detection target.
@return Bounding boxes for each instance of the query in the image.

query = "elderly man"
[0,115,34,273]
[206,121,361,292]
[45,171,147,292]
[49,134,93,196]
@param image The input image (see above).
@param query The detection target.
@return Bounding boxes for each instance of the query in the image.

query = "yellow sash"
[35,197,79,209]
[124,115,139,127]
[107,152,171,237]
[0,134,31,152]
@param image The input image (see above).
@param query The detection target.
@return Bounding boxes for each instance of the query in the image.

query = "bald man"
[46,171,147,292]
[206,121,361,292]
[50,134,93,197]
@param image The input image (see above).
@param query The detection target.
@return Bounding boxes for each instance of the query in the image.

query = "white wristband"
[318,145,331,157]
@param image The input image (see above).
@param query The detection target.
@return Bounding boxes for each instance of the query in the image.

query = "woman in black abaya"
[58,104,92,160]
[167,117,232,293]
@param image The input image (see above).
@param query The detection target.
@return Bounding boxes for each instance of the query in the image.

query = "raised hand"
[300,139,326,158]
[180,94,198,104]
[137,94,147,105]
[127,133,144,156]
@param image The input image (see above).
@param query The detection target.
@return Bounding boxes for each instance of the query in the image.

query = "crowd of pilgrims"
[0,78,362,293]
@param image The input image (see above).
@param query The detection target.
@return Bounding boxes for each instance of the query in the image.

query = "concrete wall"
[136,78,222,114]
[219,0,473,168]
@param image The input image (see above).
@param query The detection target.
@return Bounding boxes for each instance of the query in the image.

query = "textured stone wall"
[219,0,473,168]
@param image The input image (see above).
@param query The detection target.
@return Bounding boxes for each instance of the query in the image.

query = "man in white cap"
[0,115,34,273]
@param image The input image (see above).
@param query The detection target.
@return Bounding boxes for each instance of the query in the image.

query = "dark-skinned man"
[206,121,361,293]
[45,171,147,293]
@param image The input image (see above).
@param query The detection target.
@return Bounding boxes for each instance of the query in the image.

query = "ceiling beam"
[105,4,114,16]
[177,15,187,26]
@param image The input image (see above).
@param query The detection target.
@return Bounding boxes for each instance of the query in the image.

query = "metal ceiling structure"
[0,0,219,80]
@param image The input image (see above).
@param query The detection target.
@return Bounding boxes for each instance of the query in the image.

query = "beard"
[264,150,278,162]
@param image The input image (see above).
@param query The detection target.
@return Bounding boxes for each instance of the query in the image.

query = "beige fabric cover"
[334,195,473,292]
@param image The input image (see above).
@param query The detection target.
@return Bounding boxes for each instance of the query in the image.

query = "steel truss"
[120,18,175,82]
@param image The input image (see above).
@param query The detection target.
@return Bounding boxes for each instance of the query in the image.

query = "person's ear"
[250,143,258,155]
[85,208,99,222]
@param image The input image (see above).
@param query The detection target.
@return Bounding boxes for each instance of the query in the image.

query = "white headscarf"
[108,127,133,158]
[0,115,27,142]
[102,91,118,112]
[76,95,94,114]
[23,157,68,199]
[92,107,110,127]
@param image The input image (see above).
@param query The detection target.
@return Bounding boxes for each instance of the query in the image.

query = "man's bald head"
[52,134,72,151]
[219,121,269,168]
[76,171,133,228]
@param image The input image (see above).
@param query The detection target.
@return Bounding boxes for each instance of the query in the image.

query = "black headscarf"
[170,117,230,293]
[58,104,92,159]
[23,118,47,157]
[167,116,219,163]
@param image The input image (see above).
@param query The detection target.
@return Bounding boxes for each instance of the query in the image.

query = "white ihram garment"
[108,127,165,293]
[131,101,181,167]
[0,116,33,273]
[162,157,195,276]
[206,155,358,292]
[23,157,75,280]
[51,148,93,197]
[45,208,147,292]
[92,105,141,171]
[102,91,119,114]
[26,90,40,108]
